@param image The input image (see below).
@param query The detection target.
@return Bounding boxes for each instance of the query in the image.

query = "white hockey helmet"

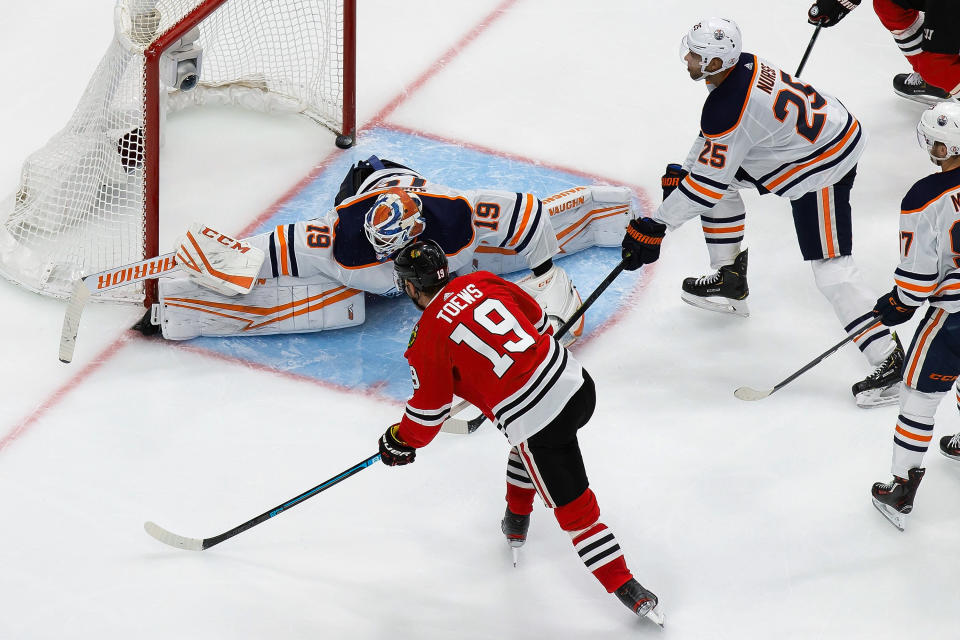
[680,18,742,77]
[364,187,426,261]
[916,101,960,163]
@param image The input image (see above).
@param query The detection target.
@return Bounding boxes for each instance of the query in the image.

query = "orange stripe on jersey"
[702,224,744,235]
[895,278,937,294]
[475,245,517,255]
[703,55,760,139]
[906,308,945,385]
[275,224,290,276]
[821,188,836,258]
[933,281,960,296]
[901,185,960,215]
[765,119,860,191]
[508,194,535,247]
[684,175,724,200]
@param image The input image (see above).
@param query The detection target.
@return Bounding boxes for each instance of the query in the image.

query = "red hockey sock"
[555,489,634,593]
[505,483,536,516]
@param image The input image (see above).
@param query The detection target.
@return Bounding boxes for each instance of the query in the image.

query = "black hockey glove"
[661,163,687,201]
[872,288,917,326]
[379,423,416,466]
[621,218,667,271]
[807,0,860,28]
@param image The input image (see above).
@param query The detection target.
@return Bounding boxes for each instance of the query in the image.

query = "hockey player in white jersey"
[620,17,902,408]
[143,156,633,343]
[868,102,960,530]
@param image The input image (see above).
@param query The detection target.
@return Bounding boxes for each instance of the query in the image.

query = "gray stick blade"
[144,521,204,551]
[734,386,772,401]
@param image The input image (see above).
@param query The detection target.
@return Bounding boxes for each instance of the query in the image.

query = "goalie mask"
[393,239,449,295]
[364,187,426,261]
[916,102,960,164]
[680,17,742,78]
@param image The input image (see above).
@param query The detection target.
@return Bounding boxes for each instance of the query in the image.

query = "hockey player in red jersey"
[868,102,960,530]
[807,0,960,104]
[376,239,663,625]
[620,17,903,408]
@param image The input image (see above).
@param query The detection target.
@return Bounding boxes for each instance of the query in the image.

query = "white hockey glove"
[517,265,583,346]
[175,223,265,296]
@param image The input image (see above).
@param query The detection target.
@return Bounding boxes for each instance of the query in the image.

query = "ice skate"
[939,433,960,462]
[614,578,664,628]
[500,508,529,567]
[680,249,749,317]
[892,72,956,106]
[871,467,925,531]
[851,335,903,408]
[131,305,161,337]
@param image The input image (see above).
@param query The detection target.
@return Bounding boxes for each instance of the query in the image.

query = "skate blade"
[640,602,665,629]
[871,497,906,531]
[510,546,520,567]
[893,90,950,107]
[939,448,960,462]
[854,383,902,409]
[680,291,749,317]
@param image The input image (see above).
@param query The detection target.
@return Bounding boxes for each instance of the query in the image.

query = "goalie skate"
[871,467,924,532]
[680,249,749,317]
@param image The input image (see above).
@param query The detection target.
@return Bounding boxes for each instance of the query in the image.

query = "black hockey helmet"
[393,239,449,293]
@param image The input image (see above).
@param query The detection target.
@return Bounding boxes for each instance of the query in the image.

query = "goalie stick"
[734,334,853,401]
[145,453,381,551]
[442,259,628,434]
[59,252,179,363]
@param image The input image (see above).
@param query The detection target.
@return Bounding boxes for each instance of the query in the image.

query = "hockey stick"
[145,453,381,551]
[734,334,854,401]
[443,259,629,434]
[794,24,822,78]
[58,252,179,363]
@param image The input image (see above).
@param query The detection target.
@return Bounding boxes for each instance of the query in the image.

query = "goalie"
[139,156,635,343]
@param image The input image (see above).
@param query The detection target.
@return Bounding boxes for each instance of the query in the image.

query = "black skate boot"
[871,467,925,531]
[614,578,664,627]
[893,72,953,106]
[851,334,903,408]
[131,305,160,336]
[501,508,530,567]
[939,433,960,462]
[680,249,749,317]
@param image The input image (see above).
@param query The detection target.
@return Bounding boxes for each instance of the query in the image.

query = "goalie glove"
[517,264,582,346]
[175,223,266,297]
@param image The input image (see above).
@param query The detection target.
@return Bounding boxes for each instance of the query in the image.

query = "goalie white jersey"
[891,167,960,313]
[655,52,867,229]
[155,164,632,339]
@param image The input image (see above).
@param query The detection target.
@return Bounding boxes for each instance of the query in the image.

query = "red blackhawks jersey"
[397,271,584,447]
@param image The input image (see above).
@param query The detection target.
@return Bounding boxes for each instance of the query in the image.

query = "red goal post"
[0,0,356,306]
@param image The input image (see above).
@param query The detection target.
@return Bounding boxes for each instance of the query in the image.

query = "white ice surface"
[1,1,959,639]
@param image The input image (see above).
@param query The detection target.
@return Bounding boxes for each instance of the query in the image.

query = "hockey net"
[0,0,355,303]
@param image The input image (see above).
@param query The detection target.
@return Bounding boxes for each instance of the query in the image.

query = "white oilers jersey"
[247,167,559,295]
[655,52,867,229]
[891,167,960,312]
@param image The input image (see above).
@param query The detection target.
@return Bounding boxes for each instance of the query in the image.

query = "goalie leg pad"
[544,186,633,254]
[157,274,364,340]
